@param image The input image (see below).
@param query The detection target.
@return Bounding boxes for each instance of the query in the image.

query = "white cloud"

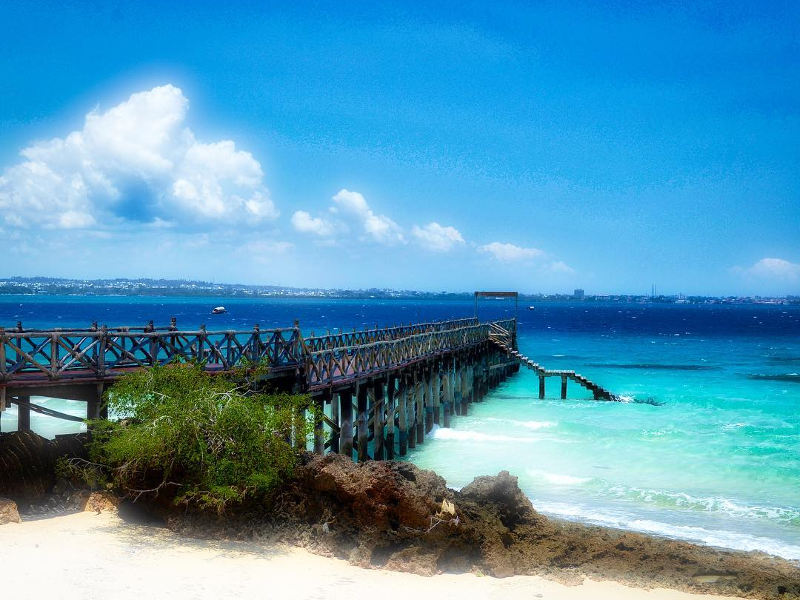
[478,241,544,262]
[411,222,465,252]
[741,258,800,281]
[290,210,335,236]
[294,189,404,245]
[332,189,404,244]
[547,260,575,274]
[0,84,277,230]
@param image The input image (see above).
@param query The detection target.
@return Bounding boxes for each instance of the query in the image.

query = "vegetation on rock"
[76,363,315,512]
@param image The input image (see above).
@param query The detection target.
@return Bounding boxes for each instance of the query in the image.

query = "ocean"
[2,296,799,560]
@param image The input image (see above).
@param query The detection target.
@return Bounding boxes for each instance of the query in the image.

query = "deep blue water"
[1,296,799,560]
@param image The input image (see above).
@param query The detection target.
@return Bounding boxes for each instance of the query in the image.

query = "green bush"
[91,362,315,512]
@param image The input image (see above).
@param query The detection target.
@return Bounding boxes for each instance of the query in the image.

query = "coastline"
[6,454,797,599]
[2,510,743,600]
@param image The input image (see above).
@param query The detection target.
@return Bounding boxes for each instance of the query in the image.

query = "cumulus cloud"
[411,222,465,252]
[0,84,277,230]
[478,241,544,262]
[292,189,405,245]
[332,189,404,244]
[290,210,334,236]
[740,257,800,281]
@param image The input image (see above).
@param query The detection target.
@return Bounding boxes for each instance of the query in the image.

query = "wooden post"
[339,389,354,460]
[415,372,425,444]
[87,384,104,421]
[432,367,441,426]
[17,395,30,432]
[373,381,385,460]
[408,374,417,450]
[330,391,340,453]
[424,367,434,434]
[313,392,326,454]
[467,363,475,404]
[441,369,451,428]
[398,376,409,455]
[460,363,469,416]
[453,362,462,416]
[561,375,568,400]
[539,375,546,399]
[385,376,395,460]
[358,384,369,462]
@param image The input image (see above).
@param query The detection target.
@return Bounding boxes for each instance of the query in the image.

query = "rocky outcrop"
[118,454,800,599]
[279,456,800,599]
[0,431,88,502]
[0,497,21,524]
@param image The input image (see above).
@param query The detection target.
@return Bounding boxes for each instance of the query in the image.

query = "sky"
[0,1,798,295]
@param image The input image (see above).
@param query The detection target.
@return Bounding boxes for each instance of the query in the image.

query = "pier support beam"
[460,363,469,416]
[385,376,395,460]
[561,375,568,400]
[442,368,446,427]
[398,377,409,455]
[539,375,546,399]
[330,392,340,453]
[373,381,385,461]
[16,395,30,432]
[357,385,369,462]
[339,389,354,460]
[432,367,441,426]
[424,368,434,435]
[415,373,425,445]
[313,391,327,454]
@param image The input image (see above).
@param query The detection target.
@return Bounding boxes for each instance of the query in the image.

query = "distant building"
[573,288,585,300]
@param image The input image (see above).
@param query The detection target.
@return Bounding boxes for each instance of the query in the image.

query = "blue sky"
[1,1,798,295]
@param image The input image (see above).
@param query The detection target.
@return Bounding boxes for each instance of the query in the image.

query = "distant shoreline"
[1,278,798,304]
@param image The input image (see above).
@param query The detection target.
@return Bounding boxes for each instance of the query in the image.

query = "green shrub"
[91,362,315,512]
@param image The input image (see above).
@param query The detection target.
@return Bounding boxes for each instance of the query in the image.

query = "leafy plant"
[90,362,316,512]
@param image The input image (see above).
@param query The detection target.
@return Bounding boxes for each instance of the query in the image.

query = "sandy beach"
[0,512,742,600]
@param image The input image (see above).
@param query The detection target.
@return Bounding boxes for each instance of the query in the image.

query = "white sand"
[0,512,738,600]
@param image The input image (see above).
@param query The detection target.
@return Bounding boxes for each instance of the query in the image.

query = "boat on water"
[528,306,535,311]
[211,306,227,314]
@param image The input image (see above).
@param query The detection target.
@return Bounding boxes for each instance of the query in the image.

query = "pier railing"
[0,317,508,387]
[305,321,508,389]
[0,325,302,383]
[302,317,479,352]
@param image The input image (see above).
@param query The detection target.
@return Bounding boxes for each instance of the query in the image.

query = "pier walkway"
[0,315,615,461]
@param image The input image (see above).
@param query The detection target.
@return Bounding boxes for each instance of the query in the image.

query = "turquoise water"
[411,320,800,560]
[2,297,798,560]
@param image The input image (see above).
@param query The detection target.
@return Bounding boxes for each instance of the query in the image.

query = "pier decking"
[0,314,615,461]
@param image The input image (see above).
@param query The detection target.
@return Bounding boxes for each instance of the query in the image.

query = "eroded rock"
[0,497,21,524]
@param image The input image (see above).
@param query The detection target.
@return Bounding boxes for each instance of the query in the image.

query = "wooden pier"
[0,312,616,461]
